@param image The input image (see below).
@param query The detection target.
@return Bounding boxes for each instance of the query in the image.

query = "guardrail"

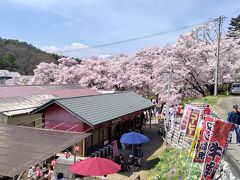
[161,103,222,150]
[160,103,239,179]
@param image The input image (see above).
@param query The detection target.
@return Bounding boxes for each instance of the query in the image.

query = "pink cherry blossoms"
[29,25,240,103]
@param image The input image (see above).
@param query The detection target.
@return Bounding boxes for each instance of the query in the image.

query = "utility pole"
[214,16,224,96]
[165,64,172,144]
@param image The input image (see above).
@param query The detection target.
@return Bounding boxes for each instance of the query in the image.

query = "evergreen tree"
[228,15,240,37]
[0,52,17,71]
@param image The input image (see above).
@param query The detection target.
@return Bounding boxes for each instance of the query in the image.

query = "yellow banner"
[188,127,201,158]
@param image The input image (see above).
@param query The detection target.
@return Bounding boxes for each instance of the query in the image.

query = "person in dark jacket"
[134,145,143,167]
[227,105,240,145]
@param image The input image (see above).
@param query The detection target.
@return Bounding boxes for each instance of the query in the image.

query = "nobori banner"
[180,105,201,136]
[186,108,201,137]
[194,116,215,163]
[201,119,233,180]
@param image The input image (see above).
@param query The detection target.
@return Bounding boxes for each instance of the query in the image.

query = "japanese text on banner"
[201,120,233,180]
[180,105,193,134]
[186,109,201,137]
[194,116,214,163]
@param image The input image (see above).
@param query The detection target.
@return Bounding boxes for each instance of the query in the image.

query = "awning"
[0,124,91,177]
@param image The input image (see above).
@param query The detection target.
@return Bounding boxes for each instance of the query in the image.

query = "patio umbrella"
[120,132,149,155]
[69,157,121,176]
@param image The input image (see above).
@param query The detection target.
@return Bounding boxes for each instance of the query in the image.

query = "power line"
[56,20,213,53]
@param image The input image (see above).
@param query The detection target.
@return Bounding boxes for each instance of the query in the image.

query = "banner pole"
[186,111,201,180]
[185,106,200,163]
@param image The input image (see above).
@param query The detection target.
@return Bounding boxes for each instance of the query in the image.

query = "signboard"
[201,120,233,180]
[194,116,214,163]
[180,105,192,134]
[180,105,200,136]
[186,108,201,137]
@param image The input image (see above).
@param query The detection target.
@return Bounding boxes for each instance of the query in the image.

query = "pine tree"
[228,15,240,37]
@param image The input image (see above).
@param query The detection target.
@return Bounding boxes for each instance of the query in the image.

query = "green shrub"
[149,147,201,180]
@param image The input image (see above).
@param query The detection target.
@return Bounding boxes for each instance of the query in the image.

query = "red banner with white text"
[194,116,214,163]
[201,119,233,180]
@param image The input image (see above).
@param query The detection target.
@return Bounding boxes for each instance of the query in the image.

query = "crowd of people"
[27,164,64,180]
[116,145,144,172]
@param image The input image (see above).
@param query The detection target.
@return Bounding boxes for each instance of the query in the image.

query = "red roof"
[0,85,99,99]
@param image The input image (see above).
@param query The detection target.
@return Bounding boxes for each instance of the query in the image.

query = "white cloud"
[40,42,111,58]
[41,45,59,53]
[41,42,89,53]
[97,54,113,59]
[62,42,88,52]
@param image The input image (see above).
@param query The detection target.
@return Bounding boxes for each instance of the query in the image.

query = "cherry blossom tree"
[29,62,59,85]
[28,24,240,104]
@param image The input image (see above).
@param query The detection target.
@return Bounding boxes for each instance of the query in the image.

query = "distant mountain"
[0,37,61,75]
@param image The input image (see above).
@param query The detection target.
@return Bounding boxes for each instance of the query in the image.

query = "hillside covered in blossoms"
[7,24,240,103]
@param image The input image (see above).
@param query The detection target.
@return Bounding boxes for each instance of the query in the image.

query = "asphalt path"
[218,96,240,116]
[218,96,240,178]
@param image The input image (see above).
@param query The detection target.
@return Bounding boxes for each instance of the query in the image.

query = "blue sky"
[0,0,240,58]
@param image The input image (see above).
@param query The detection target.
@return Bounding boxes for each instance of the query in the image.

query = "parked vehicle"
[230,83,240,95]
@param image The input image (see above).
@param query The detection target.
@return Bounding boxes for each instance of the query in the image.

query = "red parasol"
[69,157,121,176]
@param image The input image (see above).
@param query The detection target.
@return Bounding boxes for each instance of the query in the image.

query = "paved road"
[218,96,240,117]
[217,96,240,178]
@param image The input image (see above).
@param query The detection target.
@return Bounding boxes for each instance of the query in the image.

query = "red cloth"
[70,157,121,176]
[177,106,181,115]
[201,120,233,180]
[203,107,211,115]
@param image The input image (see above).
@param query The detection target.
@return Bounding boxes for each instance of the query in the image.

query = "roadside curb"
[224,150,240,177]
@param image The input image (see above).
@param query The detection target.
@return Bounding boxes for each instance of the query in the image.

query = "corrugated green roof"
[54,91,154,125]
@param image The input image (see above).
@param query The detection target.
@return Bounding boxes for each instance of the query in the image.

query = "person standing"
[177,104,181,118]
[134,145,143,167]
[227,105,240,145]
[46,165,56,180]
[28,165,36,179]
[202,104,211,119]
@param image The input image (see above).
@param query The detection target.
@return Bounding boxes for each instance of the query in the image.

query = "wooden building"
[32,91,154,156]
[0,85,99,126]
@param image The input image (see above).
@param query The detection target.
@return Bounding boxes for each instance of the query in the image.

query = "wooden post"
[149,109,152,129]
[79,140,83,157]
[73,145,76,180]
[82,139,86,157]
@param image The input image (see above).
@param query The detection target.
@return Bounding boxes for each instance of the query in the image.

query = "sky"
[0,0,240,58]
